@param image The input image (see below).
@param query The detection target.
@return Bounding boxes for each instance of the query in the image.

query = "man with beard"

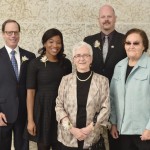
[84,4,126,150]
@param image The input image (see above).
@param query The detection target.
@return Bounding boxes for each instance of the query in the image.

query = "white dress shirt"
[5,45,21,74]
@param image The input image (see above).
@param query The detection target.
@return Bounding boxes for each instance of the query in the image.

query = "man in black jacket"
[84,4,126,83]
[0,19,36,150]
[84,4,127,150]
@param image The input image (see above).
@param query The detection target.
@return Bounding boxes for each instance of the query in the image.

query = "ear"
[114,15,117,23]
[2,32,5,38]
[72,58,76,65]
[90,57,93,64]
[43,43,46,47]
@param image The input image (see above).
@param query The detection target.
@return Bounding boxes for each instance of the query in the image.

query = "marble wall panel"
[0,0,150,56]
[19,23,51,55]
[1,0,149,149]
[111,0,150,23]
[49,0,108,23]
[0,0,49,22]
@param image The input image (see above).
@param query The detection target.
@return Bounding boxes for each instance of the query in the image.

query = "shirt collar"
[101,30,115,41]
[5,45,19,54]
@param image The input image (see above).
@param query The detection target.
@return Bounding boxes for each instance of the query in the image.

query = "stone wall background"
[0,0,150,60]
[1,0,149,149]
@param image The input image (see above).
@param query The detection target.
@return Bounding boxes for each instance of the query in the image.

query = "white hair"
[72,41,93,57]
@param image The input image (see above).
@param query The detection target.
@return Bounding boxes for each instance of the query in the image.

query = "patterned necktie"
[10,50,19,80]
[103,36,109,62]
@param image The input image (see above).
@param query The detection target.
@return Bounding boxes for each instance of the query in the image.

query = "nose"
[11,32,16,36]
[106,16,109,20]
[80,56,85,60]
[129,44,135,48]
[53,42,57,47]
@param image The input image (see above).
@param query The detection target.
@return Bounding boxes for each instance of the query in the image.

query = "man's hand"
[111,124,119,139]
[0,113,7,126]
[140,129,150,141]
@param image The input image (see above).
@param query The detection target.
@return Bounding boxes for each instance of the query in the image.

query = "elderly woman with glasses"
[55,41,110,150]
[110,28,150,150]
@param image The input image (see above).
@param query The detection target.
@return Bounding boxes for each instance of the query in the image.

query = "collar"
[101,30,115,41]
[118,52,148,69]
[5,45,19,55]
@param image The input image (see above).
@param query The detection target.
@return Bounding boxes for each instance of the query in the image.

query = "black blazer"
[84,30,127,82]
[0,47,36,123]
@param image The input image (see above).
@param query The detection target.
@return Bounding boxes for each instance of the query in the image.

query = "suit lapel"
[69,74,78,117]
[94,33,104,63]
[118,59,128,111]
[19,48,28,81]
[68,73,99,114]
[126,53,147,82]
[105,31,117,63]
[86,73,98,106]
[120,60,127,88]
[19,48,24,80]
[1,47,18,81]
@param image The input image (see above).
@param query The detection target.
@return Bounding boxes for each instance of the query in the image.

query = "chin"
[77,67,89,71]
[51,53,58,56]
[104,27,111,30]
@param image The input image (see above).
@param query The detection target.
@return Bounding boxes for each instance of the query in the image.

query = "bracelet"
[62,121,73,130]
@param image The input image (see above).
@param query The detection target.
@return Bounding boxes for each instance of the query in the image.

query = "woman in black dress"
[26,28,72,150]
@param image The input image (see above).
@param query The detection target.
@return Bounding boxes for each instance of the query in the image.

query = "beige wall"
[2,1,149,149]
[0,0,150,59]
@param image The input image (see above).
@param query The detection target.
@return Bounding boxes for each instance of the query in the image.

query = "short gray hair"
[72,41,93,57]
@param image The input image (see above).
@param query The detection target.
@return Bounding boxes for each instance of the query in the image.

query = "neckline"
[76,71,93,82]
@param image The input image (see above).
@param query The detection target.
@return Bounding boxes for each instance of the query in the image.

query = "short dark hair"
[2,19,20,32]
[124,28,149,52]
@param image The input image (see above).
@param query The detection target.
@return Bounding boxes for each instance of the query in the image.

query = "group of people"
[0,4,150,150]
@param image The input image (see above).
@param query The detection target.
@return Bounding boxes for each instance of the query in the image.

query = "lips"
[79,62,86,65]
[51,48,59,53]
[10,38,17,42]
[104,22,110,25]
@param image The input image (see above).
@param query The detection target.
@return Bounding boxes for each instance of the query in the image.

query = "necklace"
[76,71,93,82]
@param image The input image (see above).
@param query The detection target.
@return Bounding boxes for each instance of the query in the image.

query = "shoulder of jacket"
[114,30,124,36]
[62,72,75,80]
[19,47,35,56]
[84,33,100,39]
[0,47,4,53]
[116,57,127,66]
[93,72,108,82]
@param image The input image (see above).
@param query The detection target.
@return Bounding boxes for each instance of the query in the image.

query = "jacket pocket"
[0,98,6,104]
[134,74,148,81]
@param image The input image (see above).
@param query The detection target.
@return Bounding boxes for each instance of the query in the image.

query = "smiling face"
[2,22,20,49]
[73,45,93,72]
[99,5,116,34]
[125,33,145,61]
[44,35,62,60]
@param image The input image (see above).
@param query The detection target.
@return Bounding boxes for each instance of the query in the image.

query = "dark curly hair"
[124,28,149,52]
[38,28,66,64]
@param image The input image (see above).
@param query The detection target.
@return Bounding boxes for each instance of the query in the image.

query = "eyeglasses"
[4,31,20,36]
[74,54,91,59]
[125,41,140,46]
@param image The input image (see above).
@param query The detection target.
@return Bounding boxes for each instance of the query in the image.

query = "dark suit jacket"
[0,46,35,123]
[84,30,127,82]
